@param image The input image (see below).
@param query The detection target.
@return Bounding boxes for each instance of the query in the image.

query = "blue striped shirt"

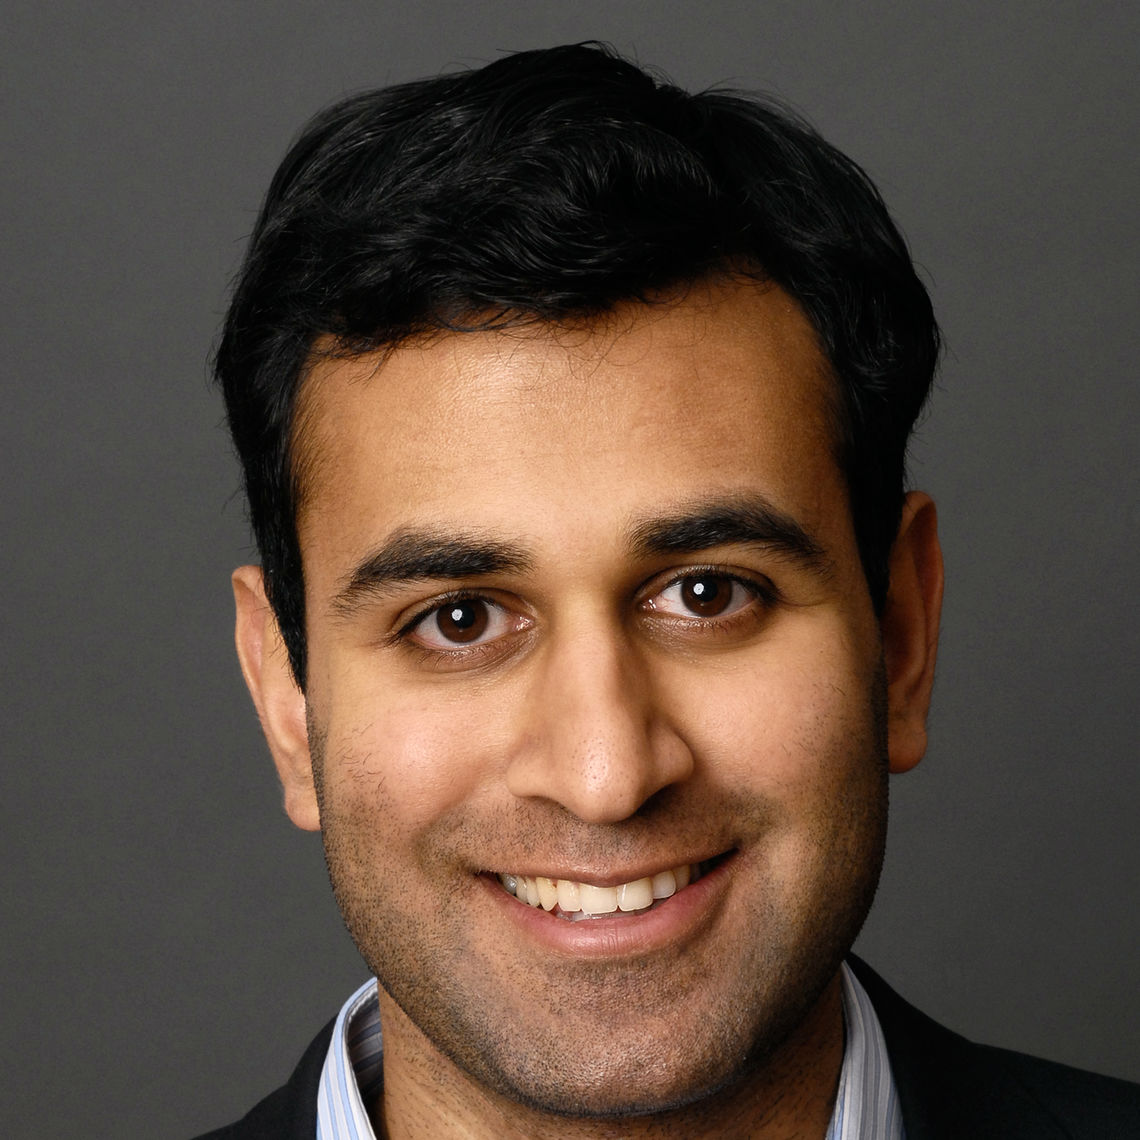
[315,962,903,1139]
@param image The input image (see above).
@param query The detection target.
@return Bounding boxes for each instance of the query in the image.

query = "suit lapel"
[847,958,1068,1139]
[195,1019,334,1139]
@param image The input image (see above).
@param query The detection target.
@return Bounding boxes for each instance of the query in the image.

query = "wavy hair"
[216,42,939,685]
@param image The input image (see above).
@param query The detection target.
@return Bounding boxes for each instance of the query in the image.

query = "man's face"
[288,280,890,1115]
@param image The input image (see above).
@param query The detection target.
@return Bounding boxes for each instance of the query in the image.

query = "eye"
[648,573,761,620]
[404,596,522,651]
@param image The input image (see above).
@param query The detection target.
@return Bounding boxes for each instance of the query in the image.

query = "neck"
[373,972,845,1140]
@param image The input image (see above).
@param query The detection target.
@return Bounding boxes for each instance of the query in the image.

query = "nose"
[504,626,695,823]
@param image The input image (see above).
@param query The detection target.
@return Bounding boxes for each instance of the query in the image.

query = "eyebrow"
[330,531,535,617]
[627,494,831,576]
[330,493,830,618]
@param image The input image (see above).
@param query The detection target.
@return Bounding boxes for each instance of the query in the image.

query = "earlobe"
[880,492,944,774]
[232,566,321,831]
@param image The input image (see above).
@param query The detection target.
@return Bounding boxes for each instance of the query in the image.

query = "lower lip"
[478,855,736,959]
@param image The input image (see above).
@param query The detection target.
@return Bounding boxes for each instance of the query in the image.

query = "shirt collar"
[316,977,381,1140]
[827,962,906,1140]
[317,962,903,1140]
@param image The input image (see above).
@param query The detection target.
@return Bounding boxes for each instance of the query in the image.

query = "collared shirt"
[316,962,904,1139]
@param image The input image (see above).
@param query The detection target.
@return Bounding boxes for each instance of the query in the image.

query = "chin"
[373,927,848,1127]
[442,1017,764,1122]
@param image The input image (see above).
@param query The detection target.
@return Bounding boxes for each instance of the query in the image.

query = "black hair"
[215,42,939,686]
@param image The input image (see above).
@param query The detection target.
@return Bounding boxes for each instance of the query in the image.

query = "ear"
[232,565,320,830]
[880,492,944,774]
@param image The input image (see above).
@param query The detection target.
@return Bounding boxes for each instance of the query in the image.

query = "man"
[201,43,1140,1139]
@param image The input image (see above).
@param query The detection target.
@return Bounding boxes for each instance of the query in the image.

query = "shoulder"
[848,957,1140,1139]
[189,1019,334,1140]
[978,1043,1140,1134]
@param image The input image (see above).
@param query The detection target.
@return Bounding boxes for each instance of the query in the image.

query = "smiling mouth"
[496,856,727,921]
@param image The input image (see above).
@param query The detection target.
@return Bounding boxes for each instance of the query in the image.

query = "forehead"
[293,279,845,565]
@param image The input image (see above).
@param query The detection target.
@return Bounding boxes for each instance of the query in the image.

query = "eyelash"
[393,589,504,640]
[390,568,779,664]
[650,566,778,614]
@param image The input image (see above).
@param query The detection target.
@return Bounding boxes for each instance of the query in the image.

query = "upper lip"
[484,850,732,887]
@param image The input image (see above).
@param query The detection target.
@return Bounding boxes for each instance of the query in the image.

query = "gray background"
[3,3,1137,1137]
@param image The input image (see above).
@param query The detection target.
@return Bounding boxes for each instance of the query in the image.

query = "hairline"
[285,270,852,544]
[283,274,856,674]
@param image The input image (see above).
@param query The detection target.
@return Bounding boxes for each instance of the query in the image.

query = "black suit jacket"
[195,960,1140,1138]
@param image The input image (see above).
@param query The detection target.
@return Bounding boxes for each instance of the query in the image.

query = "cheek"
[316,683,507,839]
[668,639,887,936]
[666,627,883,806]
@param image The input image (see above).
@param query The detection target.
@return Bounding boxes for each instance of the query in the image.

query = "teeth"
[497,863,698,918]
[617,878,654,912]
[556,878,580,912]
[535,875,558,911]
[578,883,619,914]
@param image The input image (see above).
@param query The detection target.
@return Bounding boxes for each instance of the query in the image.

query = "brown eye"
[680,575,733,616]
[648,573,762,625]
[403,595,532,657]
[433,600,489,643]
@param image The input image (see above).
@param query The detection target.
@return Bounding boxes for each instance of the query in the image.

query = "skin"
[234,278,943,1139]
